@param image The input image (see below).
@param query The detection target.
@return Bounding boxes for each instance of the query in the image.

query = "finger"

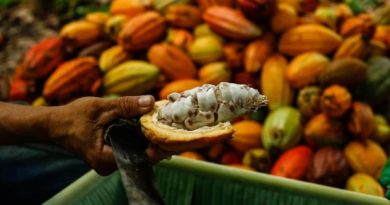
[112,95,155,118]
[94,145,117,176]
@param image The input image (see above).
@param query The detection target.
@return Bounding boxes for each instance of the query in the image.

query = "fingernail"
[138,95,152,107]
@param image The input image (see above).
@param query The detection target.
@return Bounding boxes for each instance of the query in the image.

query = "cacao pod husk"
[20,37,64,80]
[261,54,294,110]
[271,145,313,180]
[180,151,205,160]
[165,4,202,29]
[43,57,102,104]
[347,102,375,140]
[203,6,262,40]
[304,113,347,148]
[307,147,350,187]
[278,24,342,56]
[244,32,274,73]
[344,140,387,179]
[286,52,330,89]
[199,62,231,85]
[320,85,352,118]
[148,43,197,80]
[319,58,368,88]
[296,86,321,118]
[119,11,166,51]
[103,60,160,96]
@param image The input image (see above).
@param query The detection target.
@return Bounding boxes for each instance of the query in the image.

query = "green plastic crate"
[44,156,389,205]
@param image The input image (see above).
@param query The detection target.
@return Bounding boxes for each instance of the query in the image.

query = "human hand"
[48,96,171,175]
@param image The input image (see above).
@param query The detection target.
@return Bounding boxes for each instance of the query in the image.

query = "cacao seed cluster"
[7,0,390,197]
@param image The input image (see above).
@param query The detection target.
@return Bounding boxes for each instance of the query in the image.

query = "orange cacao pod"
[223,42,245,70]
[271,145,313,180]
[271,3,298,33]
[278,24,342,56]
[85,12,110,29]
[8,78,37,102]
[286,52,330,89]
[373,25,390,47]
[119,11,166,51]
[198,62,231,85]
[165,4,202,29]
[220,149,243,165]
[344,140,387,179]
[165,29,194,51]
[238,0,276,22]
[229,120,263,153]
[110,0,147,18]
[197,0,234,10]
[348,102,375,140]
[320,85,352,118]
[261,54,294,110]
[334,34,368,59]
[21,37,64,80]
[234,71,257,89]
[180,151,205,160]
[203,6,262,40]
[340,14,375,38]
[304,113,347,148]
[159,79,202,100]
[43,57,101,104]
[60,20,101,49]
[148,43,197,80]
[244,33,274,73]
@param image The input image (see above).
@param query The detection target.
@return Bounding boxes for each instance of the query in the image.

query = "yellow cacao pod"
[243,33,274,73]
[286,52,330,89]
[103,60,160,95]
[165,28,194,51]
[104,15,129,40]
[159,79,202,100]
[346,173,384,197]
[344,140,387,179]
[85,12,109,29]
[189,36,224,64]
[60,20,101,49]
[261,54,294,110]
[198,62,232,85]
[278,24,342,56]
[119,11,166,51]
[229,120,263,153]
[271,3,298,33]
[277,0,301,12]
[334,34,368,60]
[194,23,225,43]
[99,45,131,73]
[148,43,197,80]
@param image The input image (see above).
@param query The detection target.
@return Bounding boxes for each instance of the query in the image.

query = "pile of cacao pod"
[7,0,390,198]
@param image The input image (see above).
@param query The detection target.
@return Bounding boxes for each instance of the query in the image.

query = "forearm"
[0,101,57,144]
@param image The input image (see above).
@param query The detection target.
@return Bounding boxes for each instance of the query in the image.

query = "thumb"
[112,95,155,118]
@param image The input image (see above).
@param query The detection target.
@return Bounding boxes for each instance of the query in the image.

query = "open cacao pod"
[140,82,267,151]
